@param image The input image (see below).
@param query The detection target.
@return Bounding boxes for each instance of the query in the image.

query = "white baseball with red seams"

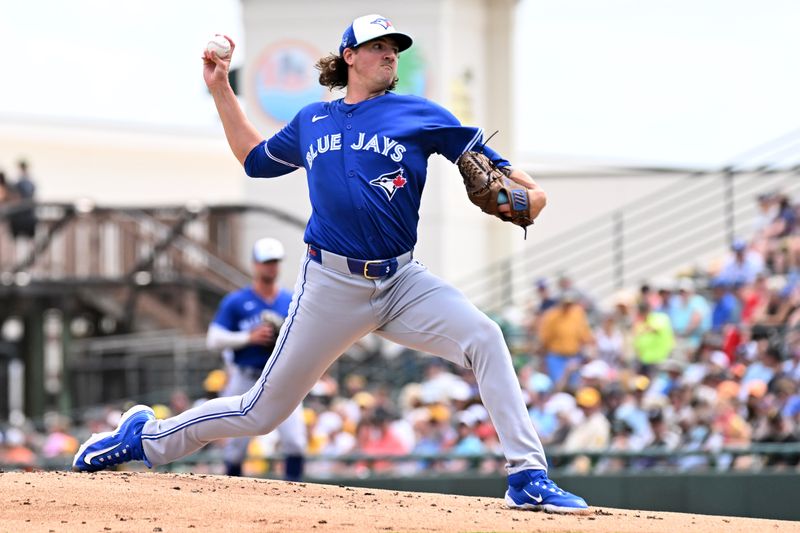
[206,35,231,59]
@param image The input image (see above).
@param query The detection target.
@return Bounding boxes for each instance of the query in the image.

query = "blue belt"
[307,244,412,280]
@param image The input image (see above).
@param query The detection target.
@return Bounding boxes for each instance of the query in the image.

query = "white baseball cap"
[339,14,413,55]
[709,350,730,369]
[252,238,284,263]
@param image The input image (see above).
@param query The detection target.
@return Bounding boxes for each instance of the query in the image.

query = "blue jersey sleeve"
[211,293,240,331]
[244,114,304,178]
[423,102,510,167]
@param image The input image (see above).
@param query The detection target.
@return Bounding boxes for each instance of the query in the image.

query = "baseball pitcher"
[74,13,589,514]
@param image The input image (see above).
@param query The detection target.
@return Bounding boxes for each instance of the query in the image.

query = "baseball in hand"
[206,35,232,59]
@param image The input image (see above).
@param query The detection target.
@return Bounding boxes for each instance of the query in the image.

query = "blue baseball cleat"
[72,405,155,472]
[505,469,591,514]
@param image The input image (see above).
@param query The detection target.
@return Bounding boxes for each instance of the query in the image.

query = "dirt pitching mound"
[1,471,797,533]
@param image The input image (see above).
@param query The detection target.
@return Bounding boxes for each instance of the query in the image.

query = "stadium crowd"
[2,191,800,477]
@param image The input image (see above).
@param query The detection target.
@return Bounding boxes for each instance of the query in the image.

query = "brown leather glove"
[456,151,534,231]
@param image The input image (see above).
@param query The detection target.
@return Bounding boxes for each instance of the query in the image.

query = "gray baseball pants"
[141,251,548,474]
[221,364,306,465]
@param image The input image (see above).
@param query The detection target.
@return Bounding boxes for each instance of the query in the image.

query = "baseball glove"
[259,310,284,353]
[456,151,534,233]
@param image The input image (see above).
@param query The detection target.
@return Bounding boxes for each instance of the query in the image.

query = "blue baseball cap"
[339,14,413,56]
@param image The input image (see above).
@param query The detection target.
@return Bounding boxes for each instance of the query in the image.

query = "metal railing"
[0,201,306,285]
[10,442,800,475]
[460,166,800,311]
[460,127,800,310]
[66,331,220,410]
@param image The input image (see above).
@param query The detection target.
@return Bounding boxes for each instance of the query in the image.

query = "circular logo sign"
[396,46,427,97]
[253,40,326,124]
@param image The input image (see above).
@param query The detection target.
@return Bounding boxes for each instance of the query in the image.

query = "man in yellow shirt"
[538,290,594,388]
[633,300,675,374]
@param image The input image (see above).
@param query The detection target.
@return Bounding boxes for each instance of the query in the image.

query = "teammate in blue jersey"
[206,237,306,480]
[73,13,589,514]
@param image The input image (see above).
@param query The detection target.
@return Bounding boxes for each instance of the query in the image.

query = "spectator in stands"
[609,291,637,362]
[40,412,79,460]
[355,408,409,474]
[648,359,686,398]
[534,278,558,314]
[541,392,580,449]
[667,278,711,358]
[0,427,37,467]
[526,385,559,444]
[537,290,594,389]
[315,407,356,459]
[765,193,797,240]
[419,359,466,405]
[783,283,800,331]
[594,418,635,473]
[635,409,681,469]
[638,282,663,312]
[0,170,10,203]
[194,369,227,409]
[632,299,675,374]
[410,415,446,472]
[712,396,752,453]
[562,387,610,470]
[557,273,596,317]
[647,278,675,314]
[594,312,626,367]
[663,382,694,430]
[710,278,742,333]
[682,338,727,386]
[578,359,613,392]
[169,390,191,416]
[8,159,37,240]
[752,192,778,242]
[752,281,792,330]
[474,420,504,473]
[676,422,713,471]
[782,336,800,382]
[612,290,636,325]
[741,344,783,396]
[524,278,558,350]
[745,378,775,428]
[15,160,35,196]
[764,194,799,273]
[717,239,764,286]
[755,412,799,468]
[612,377,654,450]
[738,273,769,326]
[447,411,486,467]
[778,373,800,425]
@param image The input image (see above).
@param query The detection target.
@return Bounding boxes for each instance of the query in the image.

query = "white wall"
[0,118,244,205]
